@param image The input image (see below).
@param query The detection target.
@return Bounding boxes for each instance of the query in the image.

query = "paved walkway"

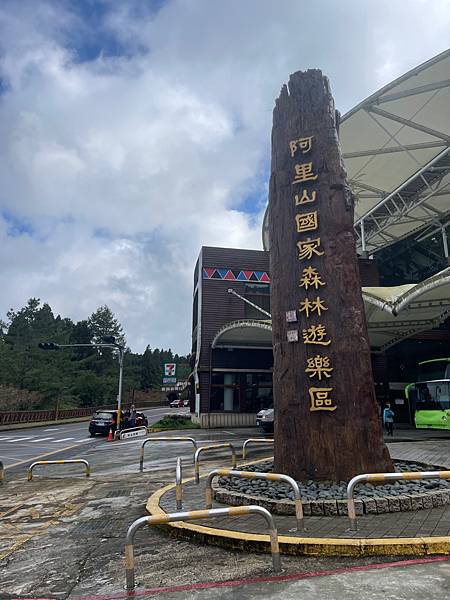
[386,426,450,443]
[157,440,450,540]
[120,558,450,599]
[389,440,450,469]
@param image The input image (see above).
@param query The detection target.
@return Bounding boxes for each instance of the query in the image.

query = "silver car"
[257,408,274,433]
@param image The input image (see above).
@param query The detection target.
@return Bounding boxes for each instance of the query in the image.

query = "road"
[0,406,187,470]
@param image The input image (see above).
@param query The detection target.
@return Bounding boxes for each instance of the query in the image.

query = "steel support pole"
[360,220,368,258]
[441,225,450,265]
[116,347,124,430]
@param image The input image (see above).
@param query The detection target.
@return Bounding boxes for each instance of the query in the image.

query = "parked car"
[170,398,189,408]
[258,408,274,433]
[256,404,273,427]
[89,410,149,436]
[89,410,117,436]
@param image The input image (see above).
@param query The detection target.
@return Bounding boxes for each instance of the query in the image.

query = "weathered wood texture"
[270,70,393,481]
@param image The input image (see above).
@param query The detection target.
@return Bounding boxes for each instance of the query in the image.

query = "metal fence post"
[242,438,274,460]
[139,437,197,472]
[27,459,91,481]
[194,444,237,484]
[347,470,450,530]
[205,469,305,531]
[125,505,281,590]
[175,457,183,510]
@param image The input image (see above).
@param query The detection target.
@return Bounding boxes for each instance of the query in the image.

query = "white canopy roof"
[341,48,450,255]
[213,267,450,351]
[362,266,450,350]
[262,49,450,255]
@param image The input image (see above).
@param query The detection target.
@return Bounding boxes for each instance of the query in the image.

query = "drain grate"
[72,519,117,534]
[105,489,132,498]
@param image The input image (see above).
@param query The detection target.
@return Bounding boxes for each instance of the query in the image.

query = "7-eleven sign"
[164,363,177,377]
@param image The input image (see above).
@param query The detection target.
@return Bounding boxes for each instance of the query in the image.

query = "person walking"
[383,403,395,436]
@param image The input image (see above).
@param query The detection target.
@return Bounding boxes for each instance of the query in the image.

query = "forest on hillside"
[0,298,189,411]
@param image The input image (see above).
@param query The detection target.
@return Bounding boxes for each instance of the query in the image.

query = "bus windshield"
[415,381,450,411]
[418,360,450,382]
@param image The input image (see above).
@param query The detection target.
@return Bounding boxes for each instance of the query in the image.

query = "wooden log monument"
[270,70,393,481]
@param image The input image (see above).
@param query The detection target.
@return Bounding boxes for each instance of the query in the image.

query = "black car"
[88,410,117,436]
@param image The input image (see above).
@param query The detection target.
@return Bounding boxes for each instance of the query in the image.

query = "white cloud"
[0,0,449,352]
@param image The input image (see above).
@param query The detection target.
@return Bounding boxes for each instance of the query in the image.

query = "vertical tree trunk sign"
[270,70,392,481]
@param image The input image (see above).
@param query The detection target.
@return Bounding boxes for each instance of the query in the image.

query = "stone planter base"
[214,486,450,516]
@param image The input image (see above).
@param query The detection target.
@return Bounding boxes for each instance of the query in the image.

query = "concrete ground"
[1,425,450,599]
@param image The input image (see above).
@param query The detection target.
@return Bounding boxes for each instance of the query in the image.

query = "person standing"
[383,403,395,436]
[129,405,137,428]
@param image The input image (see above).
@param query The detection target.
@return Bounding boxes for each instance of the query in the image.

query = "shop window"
[242,372,273,413]
[210,371,273,413]
[210,373,239,412]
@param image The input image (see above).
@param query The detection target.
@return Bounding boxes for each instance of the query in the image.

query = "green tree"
[87,305,125,346]
[0,298,180,410]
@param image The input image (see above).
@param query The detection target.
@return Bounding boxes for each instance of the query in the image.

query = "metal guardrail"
[242,438,274,460]
[347,470,450,530]
[119,426,148,440]
[139,437,198,472]
[205,468,305,531]
[1,407,94,425]
[175,457,183,510]
[0,401,168,426]
[125,505,281,590]
[27,459,91,481]
[194,444,237,484]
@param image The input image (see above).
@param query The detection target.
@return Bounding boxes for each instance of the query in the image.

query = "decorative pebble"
[219,460,450,501]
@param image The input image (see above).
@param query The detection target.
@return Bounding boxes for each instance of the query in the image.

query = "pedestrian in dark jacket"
[383,403,395,436]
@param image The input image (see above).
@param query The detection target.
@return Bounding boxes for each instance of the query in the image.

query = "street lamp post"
[38,337,125,431]
[102,337,125,431]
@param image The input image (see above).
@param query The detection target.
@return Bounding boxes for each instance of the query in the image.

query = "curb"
[146,480,450,558]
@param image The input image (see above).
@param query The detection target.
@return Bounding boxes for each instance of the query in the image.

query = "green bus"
[406,358,450,430]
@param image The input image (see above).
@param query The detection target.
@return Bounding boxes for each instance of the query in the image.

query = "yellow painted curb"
[146,477,450,558]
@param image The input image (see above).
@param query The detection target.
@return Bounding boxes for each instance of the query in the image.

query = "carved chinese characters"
[289,136,336,412]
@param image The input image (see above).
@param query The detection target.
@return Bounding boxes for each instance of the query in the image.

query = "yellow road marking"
[0,498,83,561]
[0,503,28,519]
[4,441,89,470]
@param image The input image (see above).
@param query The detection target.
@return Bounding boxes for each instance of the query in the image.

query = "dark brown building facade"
[191,246,384,427]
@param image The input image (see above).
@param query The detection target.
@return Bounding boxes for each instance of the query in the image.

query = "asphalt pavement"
[0,406,187,470]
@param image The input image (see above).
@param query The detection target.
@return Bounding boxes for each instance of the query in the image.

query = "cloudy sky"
[0,0,449,353]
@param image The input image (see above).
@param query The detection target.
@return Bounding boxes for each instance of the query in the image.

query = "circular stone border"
[213,460,450,517]
[214,486,450,517]
[146,479,450,557]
